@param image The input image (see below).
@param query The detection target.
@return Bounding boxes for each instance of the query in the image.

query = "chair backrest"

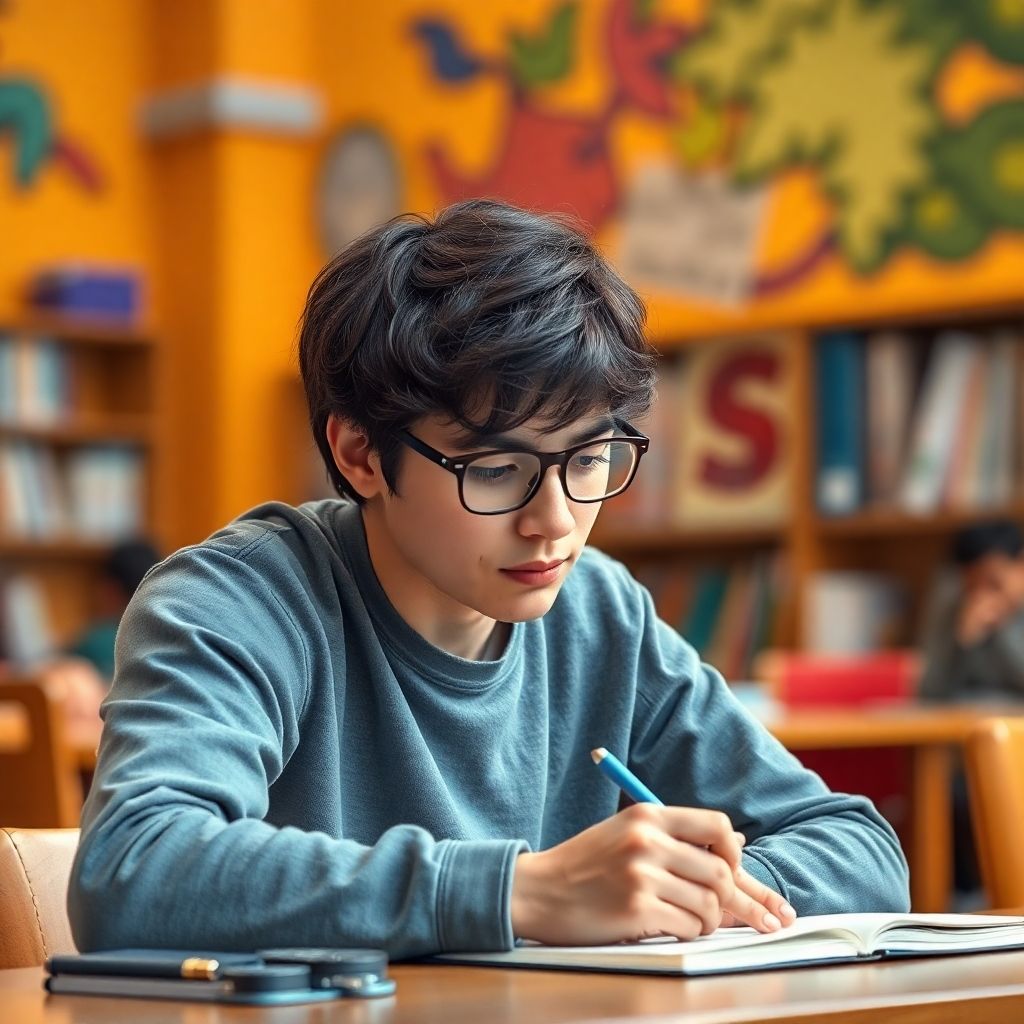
[0,827,80,968]
[965,718,1024,909]
[0,679,82,828]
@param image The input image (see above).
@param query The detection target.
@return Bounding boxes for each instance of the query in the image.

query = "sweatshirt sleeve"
[626,587,910,916]
[68,539,525,958]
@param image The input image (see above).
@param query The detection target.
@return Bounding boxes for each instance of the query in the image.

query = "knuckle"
[622,861,650,891]
[622,823,657,857]
[711,811,732,837]
[624,802,661,826]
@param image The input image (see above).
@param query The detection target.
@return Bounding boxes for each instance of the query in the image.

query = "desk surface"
[7,953,1024,1024]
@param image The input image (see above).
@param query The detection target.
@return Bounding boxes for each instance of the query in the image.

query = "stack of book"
[633,554,783,679]
[0,441,144,540]
[816,327,1022,517]
[0,335,71,424]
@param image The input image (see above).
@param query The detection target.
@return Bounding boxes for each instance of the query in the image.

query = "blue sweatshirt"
[69,500,909,956]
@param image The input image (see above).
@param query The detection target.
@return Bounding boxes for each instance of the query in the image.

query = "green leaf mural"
[509,3,578,89]
[673,0,829,102]
[935,101,1024,229]
[678,0,949,272]
[0,78,52,187]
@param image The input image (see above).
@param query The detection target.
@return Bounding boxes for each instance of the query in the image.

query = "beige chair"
[0,827,79,968]
[0,679,83,828]
[965,717,1024,909]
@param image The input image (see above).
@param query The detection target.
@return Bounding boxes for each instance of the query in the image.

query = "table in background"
[767,704,1017,913]
[7,954,1024,1023]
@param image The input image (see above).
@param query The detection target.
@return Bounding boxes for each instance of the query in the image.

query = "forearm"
[740,807,909,915]
[70,801,525,957]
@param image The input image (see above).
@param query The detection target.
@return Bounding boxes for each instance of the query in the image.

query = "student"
[69,200,909,956]
[919,520,1024,702]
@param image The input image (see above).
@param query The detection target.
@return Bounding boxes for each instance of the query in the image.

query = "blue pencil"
[590,747,664,806]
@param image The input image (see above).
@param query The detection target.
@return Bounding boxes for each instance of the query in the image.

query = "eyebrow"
[452,417,618,452]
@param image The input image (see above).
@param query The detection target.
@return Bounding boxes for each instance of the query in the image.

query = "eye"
[468,462,520,483]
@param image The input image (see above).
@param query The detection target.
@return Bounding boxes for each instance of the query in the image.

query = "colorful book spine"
[815,333,864,516]
[899,332,980,513]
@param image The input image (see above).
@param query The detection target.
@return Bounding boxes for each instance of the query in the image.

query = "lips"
[504,559,566,572]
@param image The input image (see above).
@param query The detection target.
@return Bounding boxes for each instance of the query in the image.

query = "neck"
[360,505,503,661]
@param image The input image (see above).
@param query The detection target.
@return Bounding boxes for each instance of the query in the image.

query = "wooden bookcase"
[590,302,1024,661]
[0,317,161,652]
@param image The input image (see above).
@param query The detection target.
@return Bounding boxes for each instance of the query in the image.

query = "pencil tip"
[590,747,607,764]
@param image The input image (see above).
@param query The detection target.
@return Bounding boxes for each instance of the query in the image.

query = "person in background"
[919,519,1024,902]
[919,520,1024,702]
[70,539,161,682]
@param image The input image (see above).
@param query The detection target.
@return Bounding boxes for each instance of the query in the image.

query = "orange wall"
[3,1,1022,547]
[0,0,155,320]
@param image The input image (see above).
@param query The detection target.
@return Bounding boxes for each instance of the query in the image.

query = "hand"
[510,803,796,945]
[956,589,1010,647]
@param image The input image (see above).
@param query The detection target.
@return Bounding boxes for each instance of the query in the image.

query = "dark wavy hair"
[299,198,658,502]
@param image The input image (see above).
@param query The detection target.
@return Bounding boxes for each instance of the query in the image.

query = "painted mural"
[0,71,101,193]
[404,0,1024,309]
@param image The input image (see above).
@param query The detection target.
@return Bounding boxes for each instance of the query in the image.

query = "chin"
[491,588,563,623]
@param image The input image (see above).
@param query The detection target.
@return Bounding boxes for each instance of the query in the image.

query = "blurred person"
[919,519,1024,902]
[919,520,1024,702]
[69,200,908,958]
[70,539,161,682]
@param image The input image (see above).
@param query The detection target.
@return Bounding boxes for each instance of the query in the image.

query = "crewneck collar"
[331,501,524,691]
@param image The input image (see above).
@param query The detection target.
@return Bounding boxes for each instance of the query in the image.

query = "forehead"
[422,409,615,449]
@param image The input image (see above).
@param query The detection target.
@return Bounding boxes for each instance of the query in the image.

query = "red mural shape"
[426,105,618,229]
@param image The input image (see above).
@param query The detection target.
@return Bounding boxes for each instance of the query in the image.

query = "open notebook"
[437,913,1024,976]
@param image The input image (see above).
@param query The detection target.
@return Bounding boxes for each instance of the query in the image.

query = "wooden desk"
[767,705,1016,914]
[7,954,1024,1023]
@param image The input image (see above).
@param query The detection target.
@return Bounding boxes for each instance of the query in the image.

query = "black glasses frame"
[398,420,651,516]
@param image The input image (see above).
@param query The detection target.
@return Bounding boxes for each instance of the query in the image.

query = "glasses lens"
[566,441,637,501]
[462,452,543,513]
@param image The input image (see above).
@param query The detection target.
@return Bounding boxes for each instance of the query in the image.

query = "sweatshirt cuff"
[742,848,788,901]
[435,839,529,952]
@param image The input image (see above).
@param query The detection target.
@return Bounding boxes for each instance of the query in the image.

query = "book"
[438,913,1024,976]
[899,332,981,512]
[802,571,904,653]
[865,331,915,506]
[815,332,864,515]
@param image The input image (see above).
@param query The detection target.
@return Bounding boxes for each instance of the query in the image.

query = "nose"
[515,465,575,540]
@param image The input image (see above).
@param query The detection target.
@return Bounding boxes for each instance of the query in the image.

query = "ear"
[326,415,386,500]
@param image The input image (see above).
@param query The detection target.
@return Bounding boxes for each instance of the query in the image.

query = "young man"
[70,200,908,956]
[920,520,1024,701]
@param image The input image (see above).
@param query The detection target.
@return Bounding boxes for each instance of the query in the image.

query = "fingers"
[639,805,744,870]
[723,868,797,933]
[650,871,725,937]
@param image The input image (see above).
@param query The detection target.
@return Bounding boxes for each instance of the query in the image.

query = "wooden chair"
[0,679,83,828]
[965,718,1024,909]
[0,827,80,967]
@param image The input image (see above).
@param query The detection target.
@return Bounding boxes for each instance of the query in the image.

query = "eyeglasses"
[398,421,650,515]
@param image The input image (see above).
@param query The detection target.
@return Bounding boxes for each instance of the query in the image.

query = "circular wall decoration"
[316,125,402,256]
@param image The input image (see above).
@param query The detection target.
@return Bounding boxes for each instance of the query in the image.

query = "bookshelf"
[283,303,1024,672]
[590,304,1024,668]
[0,319,161,659]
